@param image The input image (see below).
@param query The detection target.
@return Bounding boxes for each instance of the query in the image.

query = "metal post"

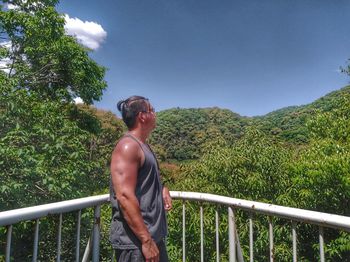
[82,237,92,262]
[215,209,220,262]
[182,201,186,262]
[76,210,81,262]
[111,249,115,262]
[92,205,101,262]
[200,205,204,262]
[228,207,236,262]
[33,219,40,262]
[292,222,297,262]
[249,214,253,262]
[319,226,325,262]
[5,225,13,262]
[57,213,63,262]
[268,217,274,262]
[236,230,244,262]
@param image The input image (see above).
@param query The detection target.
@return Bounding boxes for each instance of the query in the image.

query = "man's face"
[142,102,156,130]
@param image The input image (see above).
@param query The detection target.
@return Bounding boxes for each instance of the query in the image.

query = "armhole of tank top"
[145,143,160,172]
[123,134,146,169]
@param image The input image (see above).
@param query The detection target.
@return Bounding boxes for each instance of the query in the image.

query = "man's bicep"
[111,145,139,194]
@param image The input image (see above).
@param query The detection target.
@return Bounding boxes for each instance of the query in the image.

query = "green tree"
[150,107,247,161]
[0,0,106,103]
[0,1,118,260]
[166,128,293,261]
[288,94,350,261]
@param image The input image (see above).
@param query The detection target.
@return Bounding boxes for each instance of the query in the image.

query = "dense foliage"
[150,86,350,163]
[0,1,122,260]
[253,85,350,145]
[163,129,290,261]
[0,0,106,103]
[0,0,120,211]
[0,83,123,259]
[150,107,248,161]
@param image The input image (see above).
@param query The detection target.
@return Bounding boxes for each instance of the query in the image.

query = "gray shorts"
[115,240,169,262]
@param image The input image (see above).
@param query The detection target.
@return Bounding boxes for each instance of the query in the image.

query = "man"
[110,96,172,262]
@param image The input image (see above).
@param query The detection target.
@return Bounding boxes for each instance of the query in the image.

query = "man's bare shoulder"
[112,136,141,161]
[110,136,143,179]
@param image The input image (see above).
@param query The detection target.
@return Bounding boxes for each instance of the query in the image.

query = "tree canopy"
[0,2,121,259]
[150,85,350,162]
[0,0,106,104]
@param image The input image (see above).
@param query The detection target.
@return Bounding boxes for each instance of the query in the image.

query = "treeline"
[253,85,350,144]
[150,107,248,160]
[151,86,350,163]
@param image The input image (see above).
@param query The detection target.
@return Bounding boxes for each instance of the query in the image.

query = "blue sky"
[57,0,350,116]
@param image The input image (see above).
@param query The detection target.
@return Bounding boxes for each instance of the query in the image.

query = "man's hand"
[142,238,159,262]
[162,186,172,211]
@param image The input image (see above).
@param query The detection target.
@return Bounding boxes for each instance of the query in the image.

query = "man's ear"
[138,112,146,123]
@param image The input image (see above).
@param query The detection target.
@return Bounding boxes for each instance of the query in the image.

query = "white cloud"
[7,3,18,10]
[0,41,12,74]
[0,58,11,74]
[0,41,12,49]
[64,14,107,50]
[74,97,84,104]
[6,1,42,11]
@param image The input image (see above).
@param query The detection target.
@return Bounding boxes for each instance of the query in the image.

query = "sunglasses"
[140,106,155,114]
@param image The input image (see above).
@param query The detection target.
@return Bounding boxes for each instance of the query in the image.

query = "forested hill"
[253,85,350,143]
[150,85,350,161]
[149,107,249,160]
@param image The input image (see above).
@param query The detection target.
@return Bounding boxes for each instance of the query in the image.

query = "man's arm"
[111,139,159,262]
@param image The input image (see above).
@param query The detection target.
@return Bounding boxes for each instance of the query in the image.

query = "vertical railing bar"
[57,213,63,262]
[82,236,92,262]
[215,209,220,262]
[200,205,204,262]
[75,209,82,262]
[111,248,115,262]
[228,206,236,262]
[249,213,253,262]
[182,201,186,262]
[92,205,101,262]
[268,216,274,262]
[319,226,325,262]
[292,221,297,262]
[5,225,13,262]
[32,219,40,262]
[236,226,244,262]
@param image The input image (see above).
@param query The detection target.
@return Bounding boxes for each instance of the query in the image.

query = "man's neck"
[127,129,150,143]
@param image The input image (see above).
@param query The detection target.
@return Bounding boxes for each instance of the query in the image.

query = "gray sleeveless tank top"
[109,134,167,249]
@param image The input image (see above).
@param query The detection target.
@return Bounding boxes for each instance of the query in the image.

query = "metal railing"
[0,195,109,262]
[1,191,350,261]
[171,191,350,262]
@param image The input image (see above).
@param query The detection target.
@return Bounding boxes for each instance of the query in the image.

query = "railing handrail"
[1,191,349,232]
[0,194,109,227]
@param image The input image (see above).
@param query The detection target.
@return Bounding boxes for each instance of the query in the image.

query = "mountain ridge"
[150,85,350,160]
